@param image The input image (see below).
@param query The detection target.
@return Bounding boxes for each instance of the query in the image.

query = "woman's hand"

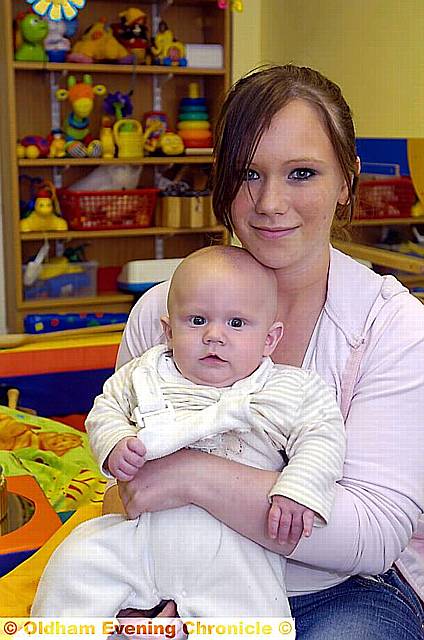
[118,448,195,519]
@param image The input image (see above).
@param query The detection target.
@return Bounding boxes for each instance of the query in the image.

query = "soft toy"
[55,74,106,157]
[67,18,132,64]
[14,12,49,62]
[111,8,150,64]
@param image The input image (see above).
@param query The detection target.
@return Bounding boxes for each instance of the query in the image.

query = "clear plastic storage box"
[23,261,98,300]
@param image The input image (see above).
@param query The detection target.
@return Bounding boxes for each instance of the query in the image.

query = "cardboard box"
[160,196,183,228]
[181,195,212,228]
[186,44,223,69]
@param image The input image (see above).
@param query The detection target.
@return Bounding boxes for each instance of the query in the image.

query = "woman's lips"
[253,226,298,239]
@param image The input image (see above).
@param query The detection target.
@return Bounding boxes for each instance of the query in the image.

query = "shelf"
[20,225,225,241]
[18,156,213,167]
[333,240,424,274]
[13,62,225,76]
[19,293,134,310]
[351,216,424,226]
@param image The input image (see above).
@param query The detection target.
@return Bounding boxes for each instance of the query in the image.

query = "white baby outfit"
[32,345,345,617]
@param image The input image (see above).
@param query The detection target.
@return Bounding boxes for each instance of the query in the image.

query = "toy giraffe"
[55,74,107,157]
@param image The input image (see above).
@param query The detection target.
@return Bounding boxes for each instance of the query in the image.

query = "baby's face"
[162,262,282,387]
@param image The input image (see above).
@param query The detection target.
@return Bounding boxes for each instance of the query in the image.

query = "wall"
[231,0,262,81]
[258,0,424,138]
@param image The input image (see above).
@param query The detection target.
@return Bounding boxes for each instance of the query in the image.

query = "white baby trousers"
[32,505,290,617]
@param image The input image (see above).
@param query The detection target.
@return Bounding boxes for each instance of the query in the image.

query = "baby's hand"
[268,495,315,546]
[107,436,146,481]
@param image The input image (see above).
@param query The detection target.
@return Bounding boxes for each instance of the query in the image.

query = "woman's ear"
[160,316,173,348]
[263,322,284,357]
[338,156,361,205]
[355,156,361,177]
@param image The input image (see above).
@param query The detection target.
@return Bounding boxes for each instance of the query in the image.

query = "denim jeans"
[289,568,424,639]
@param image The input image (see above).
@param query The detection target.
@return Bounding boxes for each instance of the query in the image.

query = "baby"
[32,245,345,618]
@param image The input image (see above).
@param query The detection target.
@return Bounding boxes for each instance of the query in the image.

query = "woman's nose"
[254,177,290,216]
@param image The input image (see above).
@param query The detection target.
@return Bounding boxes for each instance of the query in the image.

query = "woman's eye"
[244,168,260,182]
[228,318,244,328]
[190,316,206,326]
[289,168,316,181]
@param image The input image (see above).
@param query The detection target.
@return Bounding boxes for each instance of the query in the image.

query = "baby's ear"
[263,322,284,357]
[160,315,173,347]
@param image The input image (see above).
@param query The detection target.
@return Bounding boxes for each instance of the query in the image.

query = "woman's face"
[231,98,349,272]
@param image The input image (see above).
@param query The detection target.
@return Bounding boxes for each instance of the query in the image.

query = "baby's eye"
[288,168,316,181]
[228,318,244,328]
[189,316,206,326]
[244,168,260,182]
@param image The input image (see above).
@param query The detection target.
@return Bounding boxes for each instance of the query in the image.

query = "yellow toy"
[20,187,68,232]
[100,116,115,159]
[160,132,184,156]
[17,143,39,159]
[67,18,131,64]
[48,129,66,158]
[151,20,187,66]
[113,118,144,159]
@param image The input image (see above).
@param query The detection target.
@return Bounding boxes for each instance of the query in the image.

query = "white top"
[86,345,346,526]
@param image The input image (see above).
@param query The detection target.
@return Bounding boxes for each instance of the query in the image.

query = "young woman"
[108,65,424,639]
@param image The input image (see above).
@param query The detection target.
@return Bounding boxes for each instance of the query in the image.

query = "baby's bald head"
[167,245,278,323]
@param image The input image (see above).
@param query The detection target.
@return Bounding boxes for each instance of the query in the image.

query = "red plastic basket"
[58,188,159,230]
[355,177,416,220]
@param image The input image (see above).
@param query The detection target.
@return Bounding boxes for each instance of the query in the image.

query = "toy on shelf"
[103,91,133,121]
[143,111,168,153]
[113,119,145,159]
[67,17,133,64]
[177,82,213,149]
[44,18,71,62]
[160,132,185,156]
[17,135,50,160]
[24,312,128,334]
[25,0,86,22]
[14,11,49,62]
[48,129,66,158]
[55,74,106,157]
[111,8,150,64]
[23,258,97,300]
[99,117,115,159]
[217,0,244,10]
[142,112,184,157]
[20,183,68,232]
[151,20,187,66]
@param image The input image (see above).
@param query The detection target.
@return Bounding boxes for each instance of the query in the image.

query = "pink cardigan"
[117,247,424,600]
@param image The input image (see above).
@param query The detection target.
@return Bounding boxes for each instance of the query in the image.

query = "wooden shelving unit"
[0,0,231,330]
[19,225,226,242]
[18,156,213,167]
[14,61,227,76]
[351,216,424,227]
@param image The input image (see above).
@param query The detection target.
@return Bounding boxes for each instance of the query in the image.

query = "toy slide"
[0,322,125,349]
